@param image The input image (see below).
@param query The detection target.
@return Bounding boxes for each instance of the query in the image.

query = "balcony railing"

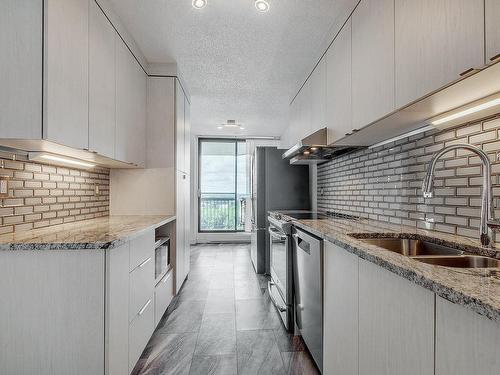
[199,195,246,232]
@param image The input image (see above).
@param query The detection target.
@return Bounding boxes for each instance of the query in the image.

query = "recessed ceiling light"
[192,0,207,9]
[218,120,245,130]
[255,0,270,12]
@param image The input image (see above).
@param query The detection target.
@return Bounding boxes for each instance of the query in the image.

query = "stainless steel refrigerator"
[249,146,310,274]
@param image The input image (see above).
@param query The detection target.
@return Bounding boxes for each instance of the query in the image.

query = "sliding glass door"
[198,139,248,232]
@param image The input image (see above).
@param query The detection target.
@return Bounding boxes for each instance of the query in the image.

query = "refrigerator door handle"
[239,198,246,226]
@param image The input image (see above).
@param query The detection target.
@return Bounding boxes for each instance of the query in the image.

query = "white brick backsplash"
[318,115,500,239]
[0,159,109,235]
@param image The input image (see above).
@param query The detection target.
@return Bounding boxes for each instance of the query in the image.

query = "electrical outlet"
[94,184,100,196]
[0,176,9,198]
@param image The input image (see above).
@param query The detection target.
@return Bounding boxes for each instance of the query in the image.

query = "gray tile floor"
[132,243,320,375]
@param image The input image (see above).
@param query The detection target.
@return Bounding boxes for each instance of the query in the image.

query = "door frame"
[197,137,245,234]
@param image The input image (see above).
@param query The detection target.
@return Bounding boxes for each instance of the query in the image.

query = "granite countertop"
[0,215,175,251]
[274,211,500,322]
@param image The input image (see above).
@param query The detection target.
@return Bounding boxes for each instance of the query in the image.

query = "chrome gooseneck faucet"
[422,143,495,247]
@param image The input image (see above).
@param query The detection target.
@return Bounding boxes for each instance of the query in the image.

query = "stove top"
[282,211,360,221]
[286,212,329,220]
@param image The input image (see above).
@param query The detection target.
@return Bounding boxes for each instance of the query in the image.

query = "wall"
[0,158,109,234]
[317,114,500,240]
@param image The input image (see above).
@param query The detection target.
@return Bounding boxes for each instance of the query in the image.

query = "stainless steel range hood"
[282,128,360,165]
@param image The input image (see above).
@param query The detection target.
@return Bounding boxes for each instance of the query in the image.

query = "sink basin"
[358,237,464,256]
[413,255,500,268]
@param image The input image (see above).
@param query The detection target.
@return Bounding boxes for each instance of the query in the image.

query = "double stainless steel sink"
[353,236,500,269]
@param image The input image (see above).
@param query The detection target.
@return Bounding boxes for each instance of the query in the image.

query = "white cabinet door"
[105,243,129,375]
[175,170,186,293]
[486,0,500,63]
[287,99,298,148]
[146,77,175,168]
[309,59,326,134]
[326,18,352,143]
[0,0,42,139]
[116,38,146,166]
[154,271,173,326]
[395,0,484,108]
[358,260,434,375]
[435,297,500,375]
[324,241,358,375]
[0,249,105,375]
[45,0,89,150]
[184,97,191,175]
[183,173,191,277]
[175,80,186,173]
[297,80,311,140]
[89,0,115,159]
[128,294,154,373]
[352,0,394,130]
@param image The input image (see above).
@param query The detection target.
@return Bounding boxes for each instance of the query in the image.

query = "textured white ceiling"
[107,0,357,136]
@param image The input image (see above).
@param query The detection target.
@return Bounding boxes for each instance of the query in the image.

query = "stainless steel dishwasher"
[293,227,323,373]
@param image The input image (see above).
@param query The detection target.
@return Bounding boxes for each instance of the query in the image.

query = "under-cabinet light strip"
[368,125,435,149]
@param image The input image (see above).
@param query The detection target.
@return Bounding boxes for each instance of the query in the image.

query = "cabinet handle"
[138,299,151,316]
[490,53,500,62]
[459,67,476,77]
[267,281,287,312]
[138,257,152,268]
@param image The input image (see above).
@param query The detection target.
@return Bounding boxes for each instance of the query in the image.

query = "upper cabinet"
[116,38,147,167]
[300,80,312,140]
[146,77,175,169]
[395,0,484,108]
[0,0,150,167]
[45,0,89,150]
[0,0,42,139]
[326,18,352,143]
[486,0,500,63]
[184,97,191,174]
[309,58,326,135]
[175,80,186,173]
[351,0,395,130]
[89,0,116,159]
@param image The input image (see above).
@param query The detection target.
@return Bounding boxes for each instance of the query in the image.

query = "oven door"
[269,226,288,299]
[268,225,293,330]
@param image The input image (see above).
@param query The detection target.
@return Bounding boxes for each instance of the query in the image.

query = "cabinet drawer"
[154,271,174,327]
[129,295,154,373]
[129,256,155,322]
[130,230,154,271]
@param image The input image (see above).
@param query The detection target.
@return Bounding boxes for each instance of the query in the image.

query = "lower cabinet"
[323,241,358,375]
[128,294,155,373]
[176,170,190,292]
[106,243,130,375]
[0,227,175,375]
[129,255,155,322]
[435,296,500,375]
[155,271,174,326]
[358,259,435,375]
[324,239,500,375]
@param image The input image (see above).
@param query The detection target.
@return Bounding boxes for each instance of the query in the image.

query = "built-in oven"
[268,215,293,331]
[155,237,170,284]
